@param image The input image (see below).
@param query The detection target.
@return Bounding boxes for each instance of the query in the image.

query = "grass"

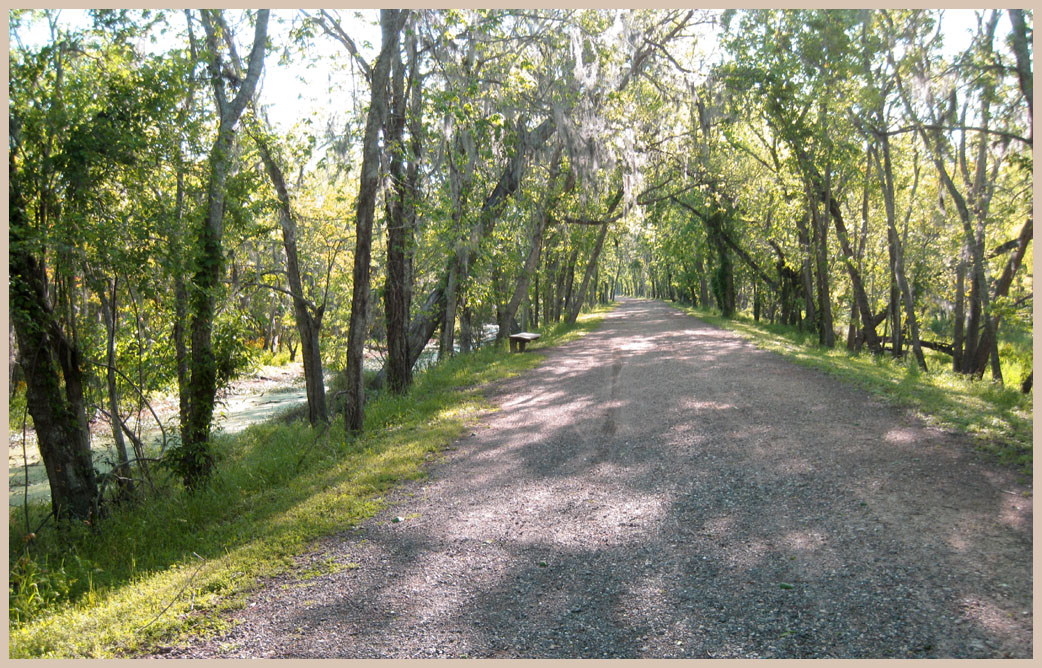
[668,303,1032,474]
[8,304,613,658]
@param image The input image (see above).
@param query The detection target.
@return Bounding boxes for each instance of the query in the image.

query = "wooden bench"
[509,332,541,352]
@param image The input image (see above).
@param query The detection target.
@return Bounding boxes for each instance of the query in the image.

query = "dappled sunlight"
[721,537,770,570]
[680,399,736,412]
[998,493,1030,531]
[617,336,659,353]
[883,427,920,445]
[958,596,1030,643]
[782,530,826,552]
[701,515,734,538]
[196,300,1031,659]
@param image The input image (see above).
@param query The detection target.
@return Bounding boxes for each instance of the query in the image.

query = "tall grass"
[8,306,613,658]
[671,303,1032,473]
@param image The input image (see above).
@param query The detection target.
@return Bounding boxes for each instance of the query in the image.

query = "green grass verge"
[669,303,1032,473]
[8,305,613,658]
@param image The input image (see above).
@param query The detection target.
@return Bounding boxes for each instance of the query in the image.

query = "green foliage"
[9,554,74,627]
[9,382,32,431]
[212,315,255,391]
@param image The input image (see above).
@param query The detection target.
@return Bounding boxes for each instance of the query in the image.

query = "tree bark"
[1007,9,1033,142]
[98,279,134,496]
[344,9,403,432]
[706,211,735,317]
[874,134,926,369]
[566,219,612,324]
[10,158,98,520]
[256,139,328,424]
[970,217,1033,378]
[892,11,999,376]
[371,117,557,389]
[182,9,269,488]
[501,152,563,336]
[823,187,883,354]
[809,196,834,346]
[794,212,817,332]
[384,18,421,393]
[952,250,966,372]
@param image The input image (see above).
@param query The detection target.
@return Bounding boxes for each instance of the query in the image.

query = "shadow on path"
[169,298,1031,659]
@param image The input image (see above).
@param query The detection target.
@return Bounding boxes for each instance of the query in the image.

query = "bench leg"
[518,340,527,353]
[509,338,517,353]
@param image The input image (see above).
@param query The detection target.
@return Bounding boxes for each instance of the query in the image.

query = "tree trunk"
[344,9,403,432]
[794,212,816,332]
[696,251,710,306]
[371,117,557,389]
[875,135,926,369]
[1007,9,1033,141]
[566,220,611,324]
[809,196,834,346]
[824,191,882,354]
[501,208,551,337]
[886,237,903,358]
[459,298,473,353]
[182,9,269,488]
[255,137,329,424]
[440,257,461,360]
[499,150,562,337]
[545,252,558,324]
[172,187,190,431]
[970,217,1033,378]
[171,18,198,432]
[98,279,134,496]
[705,211,735,318]
[10,160,97,520]
[384,20,421,393]
[563,255,577,317]
[952,251,966,372]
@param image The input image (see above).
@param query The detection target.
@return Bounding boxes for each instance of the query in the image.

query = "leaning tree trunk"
[10,160,97,520]
[343,9,403,432]
[370,117,557,390]
[952,251,966,372]
[825,193,882,354]
[566,221,611,324]
[500,150,562,337]
[256,137,328,424]
[970,217,1032,379]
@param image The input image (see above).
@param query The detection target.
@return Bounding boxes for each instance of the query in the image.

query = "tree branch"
[308,9,373,82]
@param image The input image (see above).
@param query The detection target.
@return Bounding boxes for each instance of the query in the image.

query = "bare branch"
[307,9,373,82]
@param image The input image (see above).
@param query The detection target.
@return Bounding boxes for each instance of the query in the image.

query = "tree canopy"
[8,9,1032,518]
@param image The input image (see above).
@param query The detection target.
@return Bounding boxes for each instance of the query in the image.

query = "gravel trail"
[154,298,1032,658]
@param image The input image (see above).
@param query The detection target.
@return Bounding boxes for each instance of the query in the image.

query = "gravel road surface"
[153,298,1032,658]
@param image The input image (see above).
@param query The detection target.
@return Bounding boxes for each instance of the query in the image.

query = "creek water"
[8,368,310,508]
[8,329,505,509]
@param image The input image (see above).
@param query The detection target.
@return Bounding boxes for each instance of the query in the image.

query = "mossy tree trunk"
[180,9,269,488]
[10,159,98,520]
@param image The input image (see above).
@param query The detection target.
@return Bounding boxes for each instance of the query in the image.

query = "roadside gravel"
[150,298,1032,658]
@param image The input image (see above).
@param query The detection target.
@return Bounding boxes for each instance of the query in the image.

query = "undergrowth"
[671,303,1032,474]
[8,305,613,658]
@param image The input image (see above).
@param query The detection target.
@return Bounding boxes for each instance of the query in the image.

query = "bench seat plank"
[508,332,541,352]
